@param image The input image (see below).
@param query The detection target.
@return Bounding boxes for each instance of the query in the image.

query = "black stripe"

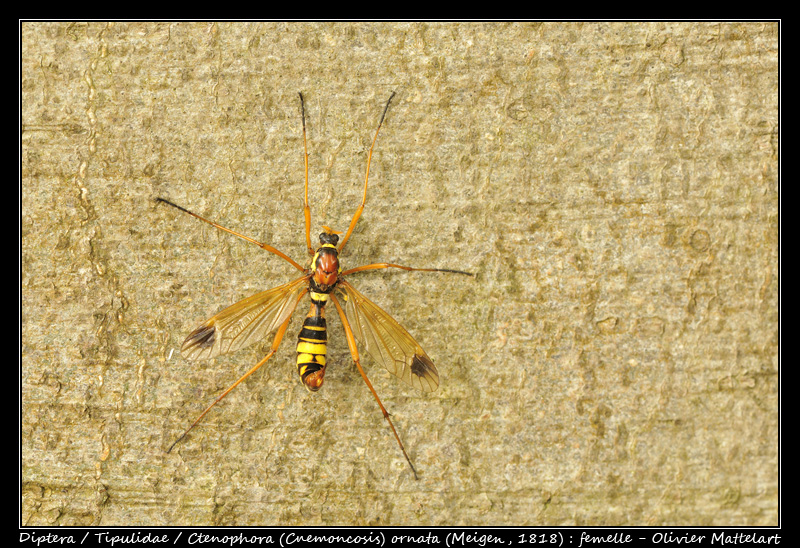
[304,316,327,328]
[299,327,327,341]
[299,362,324,380]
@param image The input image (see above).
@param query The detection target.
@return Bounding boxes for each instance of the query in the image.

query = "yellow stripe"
[310,292,329,302]
[297,354,327,365]
[303,325,326,331]
[297,341,327,355]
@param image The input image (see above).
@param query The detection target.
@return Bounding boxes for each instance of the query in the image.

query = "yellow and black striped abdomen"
[296,298,328,392]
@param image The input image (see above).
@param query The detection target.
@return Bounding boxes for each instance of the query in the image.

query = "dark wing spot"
[186,323,216,349]
[410,353,434,377]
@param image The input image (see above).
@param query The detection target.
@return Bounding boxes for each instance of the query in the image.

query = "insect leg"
[329,292,419,480]
[166,292,304,453]
[337,92,396,254]
[156,197,306,272]
[298,92,314,256]
[341,262,474,277]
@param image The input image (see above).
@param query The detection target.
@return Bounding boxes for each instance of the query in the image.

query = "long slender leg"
[298,93,314,256]
[166,295,302,452]
[329,292,419,480]
[341,262,474,277]
[337,92,396,254]
[156,197,306,272]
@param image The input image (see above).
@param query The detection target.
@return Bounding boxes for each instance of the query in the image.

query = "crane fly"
[157,92,472,478]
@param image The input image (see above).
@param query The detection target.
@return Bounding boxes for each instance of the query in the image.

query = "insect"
[157,92,472,478]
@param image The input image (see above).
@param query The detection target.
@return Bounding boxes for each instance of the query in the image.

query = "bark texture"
[21,22,778,526]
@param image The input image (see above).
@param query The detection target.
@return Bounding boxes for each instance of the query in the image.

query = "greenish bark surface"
[21,22,778,526]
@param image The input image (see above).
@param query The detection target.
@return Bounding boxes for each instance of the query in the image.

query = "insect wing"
[181,275,309,361]
[338,279,439,392]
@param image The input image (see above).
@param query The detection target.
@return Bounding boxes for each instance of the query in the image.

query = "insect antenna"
[155,197,305,272]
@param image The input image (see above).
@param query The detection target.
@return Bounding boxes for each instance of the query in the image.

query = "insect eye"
[319,232,339,246]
